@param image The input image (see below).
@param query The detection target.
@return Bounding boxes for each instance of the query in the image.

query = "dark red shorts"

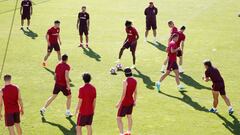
[177,50,182,57]
[146,21,157,30]
[53,83,71,96]
[79,27,88,36]
[5,112,20,127]
[117,104,134,117]
[167,61,178,71]
[48,44,60,52]
[21,14,30,20]
[123,41,137,52]
[212,83,226,95]
[77,114,93,126]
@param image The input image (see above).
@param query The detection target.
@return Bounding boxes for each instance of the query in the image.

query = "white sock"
[41,107,46,111]
[228,106,233,110]
[66,109,70,113]
[212,107,217,110]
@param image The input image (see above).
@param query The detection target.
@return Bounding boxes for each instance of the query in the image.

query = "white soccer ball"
[110,67,117,74]
[116,63,123,70]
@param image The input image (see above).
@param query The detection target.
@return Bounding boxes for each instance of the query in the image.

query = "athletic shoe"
[156,81,161,92]
[177,85,184,91]
[42,62,46,67]
[78,44,83,47]
[65,111,73,117]
[40,109,45,117]
[26,27,29,30]
[209,108,217,113]
[86,44,89,48]
[179,66,184,73]
[131,65,136,69]
[20,27,23,30]
[228,108,234,115]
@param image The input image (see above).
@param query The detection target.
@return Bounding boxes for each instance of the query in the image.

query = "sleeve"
[78,13,80,18]
[155,8,158,15]
[67,65,70,71]
[21,1,24,6]
[134,28,138,35]
[78,89,83,99]
[205,70,210,78]
[93,88,96,98]
[87,13,89,20]
[183,34,186,41]
[47,29,51,35]
[144,8,147,15]
[30,1,32,6]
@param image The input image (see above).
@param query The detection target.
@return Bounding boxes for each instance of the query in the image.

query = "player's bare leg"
[21,19,24,29]
[153,29,157,42]
[118,47,125,62]
[8,126,15,135]
[79,35,83,47]
[66,95,72,112]
[76,126,82,135]
[144,30,149,42]
[212,91,219,109]
[40,94,57,116]
[221,95,234,114]
[86,125,92,135]
[57,51,61,61]
[161,57,168,73]
[156,70,170,92]
[173,69,184,90]
[86,35,89,48]
[117,117,124,135]
[27,19,30,29]
[179,56,184,73]
[126,115,132,134]
[131,51,136,69]
[43,52,51,67]
[15,123,22,135]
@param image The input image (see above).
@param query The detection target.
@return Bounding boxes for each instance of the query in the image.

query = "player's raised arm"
[65,70,70,90]
[0,90,3,120]
[116,80,127,108]
[18,88,24,115]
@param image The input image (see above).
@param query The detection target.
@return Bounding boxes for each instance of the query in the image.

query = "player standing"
[40,54,72,117]
[156,34,184,92]
[202,60,234,114]
[42,20,62,67]
[175,26,186,73]
[77,6,90,48]
[117,21,139,69]
[160,21,178,72]
[75,73,96,135]
[144,2,158,42]
[0,75,24,135]
[116,68,137,135]
[20,0,33,30]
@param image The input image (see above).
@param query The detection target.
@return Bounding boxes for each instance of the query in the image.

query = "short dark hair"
[125,20,132,27]
[124,68,132,77]
[180,26,186,30]
[54,20,60,24]
[82,6,86,9]
[62,54,68,61]
[4,74,11,81]
[82,72,91,83]
[203,60,212,67]
[168,21,174,25]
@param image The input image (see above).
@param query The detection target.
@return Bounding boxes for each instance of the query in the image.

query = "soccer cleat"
[228,108,234,115]
[65,111,73,117]
[131,65,136,69]
[209,108,217,113]
[40,109,45,117]
[42,62,46,67]
[177,85,184,91]
[156,81,161,92]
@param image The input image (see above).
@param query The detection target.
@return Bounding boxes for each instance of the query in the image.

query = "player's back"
[176,31,185,47]
[206,67,224,83]
[2,84,19,113]
[122,77,137,106]
[55,62,70,86]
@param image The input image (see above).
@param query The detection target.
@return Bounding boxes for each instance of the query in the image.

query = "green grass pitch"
[0,0,240,134]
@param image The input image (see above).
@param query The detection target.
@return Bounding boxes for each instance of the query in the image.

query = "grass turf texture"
[0,0,240,134]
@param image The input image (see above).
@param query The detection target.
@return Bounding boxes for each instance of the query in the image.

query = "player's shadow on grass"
[21,29,38,39]
[216,114,240,135]
[159,91,209,112]
[147,41,166,52]
[42,117,76,135]
[133,68,155,90]
[82,47,101,62]
[43,67,75,87]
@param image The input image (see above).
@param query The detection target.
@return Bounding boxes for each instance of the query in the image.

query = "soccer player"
[175,26,186,73]
[116,68,137,135]
[156,34,184,92]
[40,54,72,117]
[75,73,96,135]
[42,20,62,67]
[20,0,33,29]
[77,6,90,48]
[160,21,178,72]
[202,60,234,114]
[144,2,158,42]
[0,75,24,135]
[117,21,139,69]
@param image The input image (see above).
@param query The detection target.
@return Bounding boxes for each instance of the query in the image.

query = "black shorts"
[177,50,182,57]
[5,112,20,127]
[167,61,178,71]
[212,83,226,95]
[146,21,157,30]
[122,41,137,52]
[48,43,60,52]
[117,104,134,117]
[79,27,88,36]
[21,14,30,20]
[53,83,71,96]
[77,114,93,126]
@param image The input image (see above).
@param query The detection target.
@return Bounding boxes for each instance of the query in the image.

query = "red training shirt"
[167,41,178,62]
[171,26,178,35]
[55,62,70,86]
[78,83,96,115]
[121,77,137,106]
[176,31,186,47]
[126,27,138,43]
[47,27,60,44]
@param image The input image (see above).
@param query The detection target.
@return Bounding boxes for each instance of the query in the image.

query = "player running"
[77,6,90,48]
[116,68,137,135]
[0,75,24,135]
[117,21,139,69]
[42,20,62,67]
[202,60,234,114]
[161,21,178,73]
[144,2,158,42]
[156,34,184,92]
[20,0,33,30]
[40,54,72,117]
[75,73,96,135]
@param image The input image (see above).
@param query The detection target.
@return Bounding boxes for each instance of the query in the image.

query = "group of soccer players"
[0,1,236,135]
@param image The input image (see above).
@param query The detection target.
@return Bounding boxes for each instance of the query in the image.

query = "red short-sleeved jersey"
[47,27,60,44]
[121,77,137,106]
[78,83,96,115]
[171,27,178,35]
[1,84,20,113]
[55,62,70,86]
[176,31,186,47]
[126,27,138,43]
[167,41,178,62]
